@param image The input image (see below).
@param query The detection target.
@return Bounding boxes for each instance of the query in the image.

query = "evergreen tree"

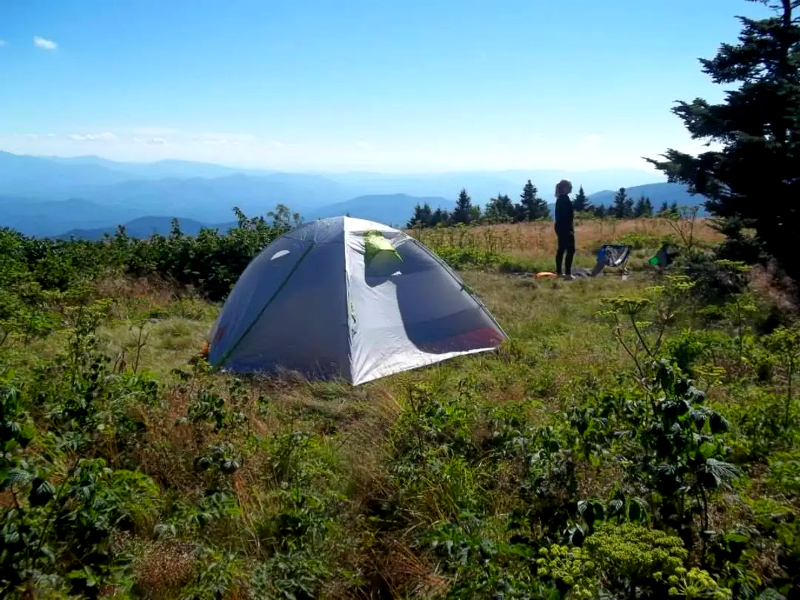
[430,208,450,227]
[573,185,592,212]
[646,0,800,279]
[612,188,632,218]
[469,204,482,223]
[407,203,432,228]
[484,193,516,223]
[634,196,647,218]
[670,201,679,215]
[633,195,654,218]
[519,180,550,220]
[658,201,669,215]
[452,188,473,224]
[594,204,607,218]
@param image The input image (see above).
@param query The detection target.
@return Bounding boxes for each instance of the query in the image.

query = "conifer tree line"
[647,0,800,286]
[407,182,680,228]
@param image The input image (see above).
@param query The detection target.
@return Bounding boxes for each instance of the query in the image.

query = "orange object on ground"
[534,272,558,279]
[200,341,210,358]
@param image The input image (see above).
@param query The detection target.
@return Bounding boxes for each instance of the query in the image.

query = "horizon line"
[3,148,667,178]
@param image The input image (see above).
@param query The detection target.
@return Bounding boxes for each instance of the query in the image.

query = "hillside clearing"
[2,217,799,599]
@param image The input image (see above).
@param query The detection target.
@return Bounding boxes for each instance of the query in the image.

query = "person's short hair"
[555,179,572,197]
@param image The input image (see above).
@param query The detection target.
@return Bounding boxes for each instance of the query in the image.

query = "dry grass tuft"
[366,536,448,599]
[132,539,198,599]
[414,217,723,262]
[750,264,799,316]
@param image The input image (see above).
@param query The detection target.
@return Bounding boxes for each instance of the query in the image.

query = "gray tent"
[207,217,507,385]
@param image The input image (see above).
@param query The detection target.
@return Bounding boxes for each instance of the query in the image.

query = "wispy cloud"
[584,134,603,143]
[127,126,179,137]
[356,140,373,151]
[69,132,116,142]
[33,36,57,50]
[147,137,167,145]
[196,132,257,144]
[0,40,7,47]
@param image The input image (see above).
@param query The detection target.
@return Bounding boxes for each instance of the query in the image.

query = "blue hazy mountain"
[0,151,688,237]
[64,173,350,223]
[51,194,452,239]
[306,194,451,226]
[320,168,664,206]
[0,197,142,237]
[0,151,135,194]
[587,182,702,210]
[57,215,228,241]
[45,155,261,179]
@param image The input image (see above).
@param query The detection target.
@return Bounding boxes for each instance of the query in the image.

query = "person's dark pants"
[555,227,575,276]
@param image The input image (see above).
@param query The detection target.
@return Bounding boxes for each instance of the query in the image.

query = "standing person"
[554,179,575,279]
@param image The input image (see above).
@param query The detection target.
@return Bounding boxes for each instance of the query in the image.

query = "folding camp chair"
[590,244,632,278]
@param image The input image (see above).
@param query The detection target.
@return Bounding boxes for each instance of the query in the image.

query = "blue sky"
[0,0,766,172]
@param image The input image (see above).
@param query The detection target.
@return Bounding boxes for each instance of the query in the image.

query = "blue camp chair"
[590,244,632,278]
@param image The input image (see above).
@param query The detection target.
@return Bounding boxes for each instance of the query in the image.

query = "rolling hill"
[587,182,702,211]
[52,194,453,240]
[0,197,144,237]
[0,150,691,236]
[305,194,451,226]
[56,216,228,241]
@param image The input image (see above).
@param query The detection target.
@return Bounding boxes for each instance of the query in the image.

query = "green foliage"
[613,187,635,219]
[634,195,654,218]
[4,195,800,598]
[763,326,800,427]
[536,544,598,599]
[646,0,800,284]
[452,188,475,225]
[584,522,687,588]
[519,179,550,221]
[599,275,697,378]
[483,193,518,223]
[1,458,160,598]
[573,185,592,213]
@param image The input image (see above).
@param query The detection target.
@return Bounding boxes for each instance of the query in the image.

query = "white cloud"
[147,137,167,145]
[356,140,373,151]
[126,126,179,137]
[69,132,116,142]
[33,36,57,50]
[584,134,603,143]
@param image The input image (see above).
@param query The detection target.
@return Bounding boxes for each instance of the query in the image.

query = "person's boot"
[563,273,574,281]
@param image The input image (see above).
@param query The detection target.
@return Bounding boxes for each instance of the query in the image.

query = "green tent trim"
[364,230,402,267]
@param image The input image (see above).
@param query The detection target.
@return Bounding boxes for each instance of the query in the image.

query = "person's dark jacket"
[554,194,574,234]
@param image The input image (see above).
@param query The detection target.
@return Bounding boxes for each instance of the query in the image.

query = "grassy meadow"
[1,215,799,599]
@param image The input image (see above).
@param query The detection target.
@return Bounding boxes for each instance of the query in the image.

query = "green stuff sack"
[364,229,402,268]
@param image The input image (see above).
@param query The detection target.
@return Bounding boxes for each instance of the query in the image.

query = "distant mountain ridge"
[0,150,691,237]
[305,194,451,227]
[587,182,704,211]
[56,216,228,241]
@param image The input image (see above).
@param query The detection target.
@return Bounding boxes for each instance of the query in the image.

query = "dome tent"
[207,216,507,385]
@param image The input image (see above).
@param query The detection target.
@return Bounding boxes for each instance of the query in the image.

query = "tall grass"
[411,217,723,261]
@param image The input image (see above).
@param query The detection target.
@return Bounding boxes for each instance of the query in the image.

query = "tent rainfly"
[206,216,507,385]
